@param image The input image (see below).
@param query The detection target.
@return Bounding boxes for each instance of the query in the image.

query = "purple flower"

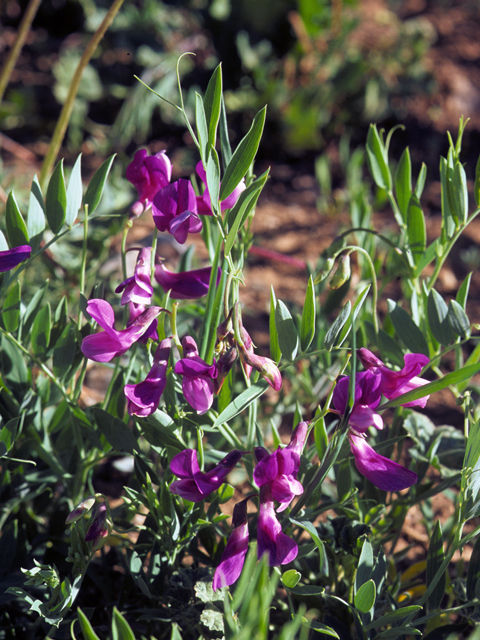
[124,339,171,417]
[332,371,383,433]
[254,421,307,512]
[126,302,159,342]
[152,179,202,244]
[170,448,244,502]
[196,162,246,215]
[358,348,430,408]
[213,499,249,591]
[238,326,282,391]
[81,299,163,362]
[0,245,31,272]
[257,490,298,566]
[349,432,418,492]
[65,496,96,524]
[155,263,221,299]
[174,336,217,414]
[116,247,153,305]
[126,149,172,216]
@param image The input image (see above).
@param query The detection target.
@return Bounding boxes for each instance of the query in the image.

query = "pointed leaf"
[112,606,136,640]
[27,176,45,251]
[395,148,412,221]
[205,146,220,215]
[3,281,21,332]
[447,299,470,338]
[426,520,445,609]
[354,579,376,613]
[84,154,116,214]
[219,94,232,168]
[93,408,139,454]
[440,156,456,238]
[366,124,391,191]
[414,162,427,199]
[275,299,299,361]
[300,275,316,351]
[204,64,222,150]
[427,289,453,346]
[21,282,48,337]
[290,518,329,576]
[45,159,67,233]
[407,194,426,264]
[52,322,77,378]
[456,272,472,309]
[195,92,209,165]
[213,380,269,427]
[387,299,429,355]
[6,191,29,246]
[452,162,468,224]
[314,417,328,462]
[356,539,374,591]
[219,106,266,201]
[269,287,281,362]
[66,154,83,226]
[337,285,370,347]
[30,303,51,355]
[77,608,101,640]
[324,301,351,351]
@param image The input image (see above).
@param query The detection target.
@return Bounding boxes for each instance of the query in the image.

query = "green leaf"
[427,289,453,346]
[377,327,406,367]
[112,606,135,640]
[354,579,376,613]
[275,299,299,361]
[337,285,370,347]
[219,106,266,201]
[84,154,116,214]
[467,535,480,600]
[0,417,19,457]
[45,159,67,234]
[387,299,429,355]
[52,322,77,378]
[27,176,45,251]
[300,275,316,351]
[407,194,426,264]
[314,417,328,462]
[281,569,301,589]
[426,520,445,609]
[365,606,422,630]
[195,92,209,165]
[395,147,412,221]
[93,408,139,454]
[375,626,422,639]
[269,287,281,363]
[324,301,351,351]
[77,608,101,640]
[456,272,472,309]
[413,238,438,278]
[447,299,470,338]
[21,281,48,337]
[213,381,269,427]
[452,162,468,224]
[380,362,480,409]
[205,146,220,215]
[219,94,232,168]
[414,162,427,199]
[440,156,456,238]
[290,518,329,576]
[3,281,21,332]
[6,191,29,247]
[65,154,83,226]
[224,169,269,255]
[30,303,51,356]
[356,539,374,592]
[366,124,391,191]
[204,64,222,151]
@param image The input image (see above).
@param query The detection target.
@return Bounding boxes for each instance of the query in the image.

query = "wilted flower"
[152,179,202,244]
[155,262,221,299]
[213,499,249,591]
[0,245,31,272]
[195,162,246,215]
[115,247,153,306]
[124,338,171,417]
[170,448,243,502]
[81,299,163,362]
[174,336,217,414]
[126,149,172,216]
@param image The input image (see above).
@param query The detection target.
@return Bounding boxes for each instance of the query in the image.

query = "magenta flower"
[126,149,172,216]
[358,348,430,408]
[81,299,163,362]
[116,247,153,306]
[152,179,202,244]
[174,336,217,414]
[196,162,246,215]
[85,504,107,542]
[126,302,158,342]
[213,499,249,591]
[238,326,282,391]
[124,339,171,417]
[349,433,418,491]
[170,448,243,502]
[332,371,383,433]
[257,491,298,566]
[155,263,221,299]
[0,245,31,272]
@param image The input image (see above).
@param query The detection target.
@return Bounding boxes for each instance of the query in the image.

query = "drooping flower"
[155,263,221,299]
[174,336,217,414]
[195,162,246,215]
[349,432,418,491]
[257,490,298,566]
[237,325,282,391]
[332,371,383,433]
[115,247,153,306]
[213,499,249,591]
[170,448,243,502]
[0,245,32,272]
[152,179,202,244]
[126,149,172,216]
[81,299,163,362]
[124,339,171,417]
[358,348,430,408]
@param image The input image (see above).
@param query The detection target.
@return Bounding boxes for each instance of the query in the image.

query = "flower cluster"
[332,348,430,491]
[66,495,112,552]
[169,423,307,591]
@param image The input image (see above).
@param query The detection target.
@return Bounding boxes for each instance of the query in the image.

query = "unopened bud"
[330,254,351,290]
[215,346,238,393]
[239,351,282,391]
[85,504,107,544]
[313,256,335,284]
[66,496,96,524]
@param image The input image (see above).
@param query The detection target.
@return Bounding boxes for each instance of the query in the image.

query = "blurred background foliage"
[1,0,437,161]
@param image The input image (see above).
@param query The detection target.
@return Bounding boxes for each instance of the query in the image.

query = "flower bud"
[330,254,351,290]
[65,496,96,524]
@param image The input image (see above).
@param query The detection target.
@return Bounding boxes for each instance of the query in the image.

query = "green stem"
[0,0,43,103]
[39,0,125,189]
[343,245,379,334]
[78,205,89,329]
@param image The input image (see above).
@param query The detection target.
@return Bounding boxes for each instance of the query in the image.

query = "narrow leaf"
[30,303,51,356]
[77,608,101,640]
[275,299,299,361]
[27,176,45,251]
[290,518,329,576]
[447,299,470,338]
[269,287,281,362]
[366,124,391,191]
[45,159,67,234]
[3,281,21,332]
[204,64,222,150]
[456,272,472,309]
[84,154,116,214]
[93,408,139,454]
[337,285,370,347]
[407,194,426,264]
[354,579,376,613]
[6,191,29,246]
[426,520,445,609]
[65,154,83,226]
[219,106,266,201]
[52,322,77,378]
[414,162,427,199]
[427,289,453,346]
[395,147,412,221]
[387,299,429,355]
[112,606,136,640]
[300,275,316,351]
[452,162,468,224]
[324,301,351,351]
[213,381,269,427]
[195,92,209,165]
